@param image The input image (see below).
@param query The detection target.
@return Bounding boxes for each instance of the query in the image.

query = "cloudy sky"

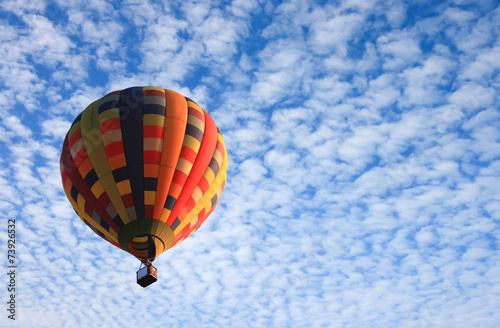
[1,0,499,327]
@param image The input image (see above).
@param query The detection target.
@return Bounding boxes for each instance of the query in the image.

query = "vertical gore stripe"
[153,90,188,220]
[119,87,145,220]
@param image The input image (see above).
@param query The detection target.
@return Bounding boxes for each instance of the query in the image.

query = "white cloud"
[41,118,71,139]
[48,85,105,116]
[310,75,353,105]
[21,14,75,65]
[415,227,436,245]
[337,124,386,165]
[353,73,401,110]
[383,0,408,28]
[0,0,45,14]
[310,11,365,55]
[451,9,497,53]
[444,6,478,23]
[400,55,456,107]
[448,83,495,111]
[249,39,310,106]
[1,116,33,139]
[459,46,500,81]
[194,9,246,57]
[377,30,422,67]
[230,0,259,18]
[121,0,161,26]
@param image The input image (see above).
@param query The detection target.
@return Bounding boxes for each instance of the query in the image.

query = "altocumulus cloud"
[1,0,499,327]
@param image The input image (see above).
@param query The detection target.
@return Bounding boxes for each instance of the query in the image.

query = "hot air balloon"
[60,87,227,287]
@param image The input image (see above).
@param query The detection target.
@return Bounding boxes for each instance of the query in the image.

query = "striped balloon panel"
[60,87,228,261]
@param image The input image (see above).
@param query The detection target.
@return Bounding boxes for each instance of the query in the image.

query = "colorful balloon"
[60,87,227,267]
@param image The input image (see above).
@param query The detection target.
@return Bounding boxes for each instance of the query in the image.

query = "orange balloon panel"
[60,87,228,262]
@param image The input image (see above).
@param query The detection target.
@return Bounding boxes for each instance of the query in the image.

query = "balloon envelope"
[60,87,227,262]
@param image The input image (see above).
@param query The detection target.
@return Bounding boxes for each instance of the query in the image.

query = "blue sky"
[1,0,499,327]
